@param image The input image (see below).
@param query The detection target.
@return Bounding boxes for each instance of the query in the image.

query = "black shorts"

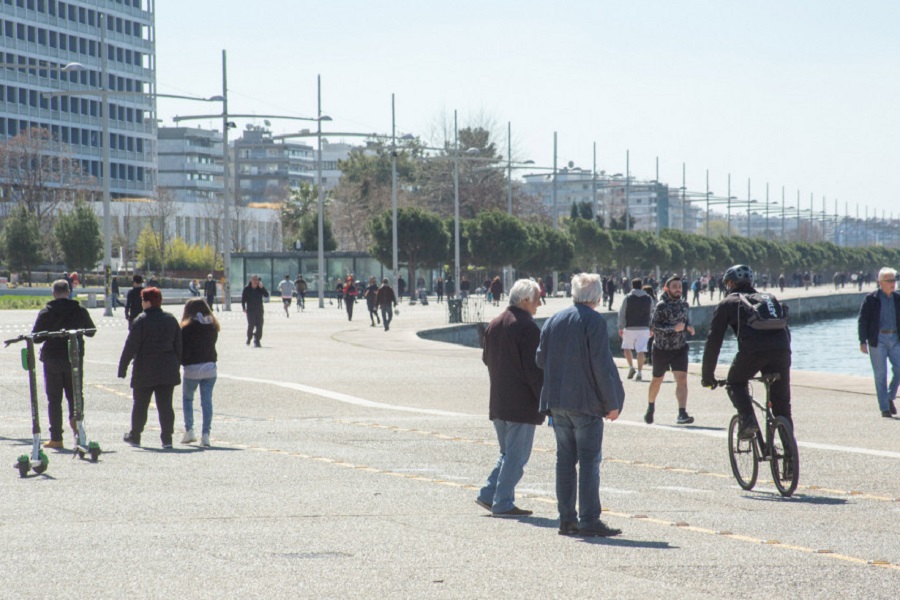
[651,345,689,378]
[282,297,292,306]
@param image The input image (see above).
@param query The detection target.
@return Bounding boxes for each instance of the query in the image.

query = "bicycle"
[716,373,800,497]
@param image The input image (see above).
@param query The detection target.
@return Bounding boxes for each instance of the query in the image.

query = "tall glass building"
[0,0,156,197]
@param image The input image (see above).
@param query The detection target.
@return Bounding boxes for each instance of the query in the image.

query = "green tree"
[280,183,318,250]
[519,224,574,274]
[1,204,44,285]
[369,208,449,285]
[299,212,338,252]
[466,210,529,271]
[136,223,163,271]
[54,201,102,273]
[568,217,615,270]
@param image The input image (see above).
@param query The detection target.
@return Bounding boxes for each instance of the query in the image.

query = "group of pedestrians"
[31,279,219,451]
[476,264,799,538]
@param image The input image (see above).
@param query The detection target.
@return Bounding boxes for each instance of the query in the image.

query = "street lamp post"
[705,170,711,238]
[746,178,752,237]
[453,110,461,295]
[391,94,399,297]
[727,173,732,237]
[316,75,326,309]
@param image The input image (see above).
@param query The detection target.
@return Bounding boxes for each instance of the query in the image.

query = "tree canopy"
[54,202,102,273]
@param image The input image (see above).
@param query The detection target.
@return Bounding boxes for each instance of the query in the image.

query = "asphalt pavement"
[0,287,896,599]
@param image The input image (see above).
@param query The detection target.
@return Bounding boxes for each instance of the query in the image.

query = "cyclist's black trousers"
[725,349,792,426]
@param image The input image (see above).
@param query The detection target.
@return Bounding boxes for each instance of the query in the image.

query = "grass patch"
[0,295,52,310]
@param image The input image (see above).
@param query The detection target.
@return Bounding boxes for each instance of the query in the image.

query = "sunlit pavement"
[0,290,896,598]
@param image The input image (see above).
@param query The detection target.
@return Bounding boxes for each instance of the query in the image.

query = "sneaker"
[43,439,63,449]
[201,433,210,447]
[738,414,760,439]
[677,412,695,425]
[890,400,897,415]
[558,521,579,536]
[246,337,251,346]
[492,506,533,518]
[474,499,492,513]
[162,442,173,449]
[882,410,893,418]
[634,371,643,382]
[578,520,622,537]
[181,430,197,444]
[644,404,655,424]
[123,432,140,446]
[253,341,261,348]
[627,367,636,380]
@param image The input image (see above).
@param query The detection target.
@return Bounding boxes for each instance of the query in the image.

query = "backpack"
[738,293,788,331]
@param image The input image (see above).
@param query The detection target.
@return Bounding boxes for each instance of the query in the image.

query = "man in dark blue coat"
[858,267,900,418]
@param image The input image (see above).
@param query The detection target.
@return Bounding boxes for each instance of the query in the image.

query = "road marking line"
[213,439,899,572]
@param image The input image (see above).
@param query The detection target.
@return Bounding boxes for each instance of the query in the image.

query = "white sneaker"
[201,433,210,447]
[181,430,197,444]
[635,371,643,382]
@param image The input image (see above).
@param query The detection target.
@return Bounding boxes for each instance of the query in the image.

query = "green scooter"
[64,329,101,462]
[5,332,49,478]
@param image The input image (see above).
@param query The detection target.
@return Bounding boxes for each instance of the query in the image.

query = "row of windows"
[1,18,147,69]
[4,0,147,38]
[0,82,147,124]
[1,52,146,96]
[0,117,146,155]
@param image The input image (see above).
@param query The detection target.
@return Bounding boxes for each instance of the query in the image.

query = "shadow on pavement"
[578,537,676,549]
[745,493,848,505]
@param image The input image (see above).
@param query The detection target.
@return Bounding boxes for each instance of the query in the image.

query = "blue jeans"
[550,409,604,526]
[477,420,536,513]
[182,376,216,434]
[869,334,900,412]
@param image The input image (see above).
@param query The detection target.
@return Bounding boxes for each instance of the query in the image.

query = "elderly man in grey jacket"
[537,272,625,537]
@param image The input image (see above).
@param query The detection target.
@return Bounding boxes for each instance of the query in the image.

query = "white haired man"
[476,279,545,518]
[858,267,900,418]
[537,273,625,537]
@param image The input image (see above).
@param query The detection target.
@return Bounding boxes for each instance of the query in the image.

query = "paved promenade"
[0,285,896,598]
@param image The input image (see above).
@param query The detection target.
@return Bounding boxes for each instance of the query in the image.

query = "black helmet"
[723,264,753,285]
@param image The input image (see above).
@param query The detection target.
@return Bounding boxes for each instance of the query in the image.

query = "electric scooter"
[5,332,49,478]
[65,329,101,462]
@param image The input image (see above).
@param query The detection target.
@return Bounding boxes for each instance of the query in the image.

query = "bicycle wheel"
[769,416,799,497]
[728,414,758,490]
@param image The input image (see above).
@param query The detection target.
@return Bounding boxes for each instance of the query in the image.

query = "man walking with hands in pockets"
[537,273,625,537]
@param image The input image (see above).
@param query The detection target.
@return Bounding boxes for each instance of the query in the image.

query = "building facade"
[158,125,222,204]
[0,0,157,197]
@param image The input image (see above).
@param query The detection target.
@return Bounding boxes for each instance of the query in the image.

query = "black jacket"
[124,286,144,322]
[702,286,790,381]
[31,298,96,361]
[118,307,182,388]
[858,290,900,348]
[181,319,218,366]
[241,284,269,313]
[203,279,217,297]
[482,306,545,425]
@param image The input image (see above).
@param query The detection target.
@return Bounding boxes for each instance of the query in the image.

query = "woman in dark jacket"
[180,298,219,447]
[118,288,182,448]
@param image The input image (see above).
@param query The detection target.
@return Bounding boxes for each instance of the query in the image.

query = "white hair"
[508,279,540,307]
[878,267,897,282]
[571,273,603,304]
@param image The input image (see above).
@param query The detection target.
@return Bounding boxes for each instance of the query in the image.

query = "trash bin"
[448,298,462,324]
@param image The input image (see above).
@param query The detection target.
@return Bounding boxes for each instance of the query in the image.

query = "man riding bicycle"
[701,264,792,440]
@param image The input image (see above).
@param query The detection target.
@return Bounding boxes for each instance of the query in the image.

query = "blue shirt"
[879,290,897,333]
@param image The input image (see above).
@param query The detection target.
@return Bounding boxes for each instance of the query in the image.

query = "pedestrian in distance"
[364,276,381,327]
[188,280,200,297]
[397,276,406,300]
[536,273,624,538]
[435,277,444,303]
[857,267,900,418]
[294,274,307,312]
[691,277,701,306]
[180,298,219,447]
[111,275,123,309]
[343,276,357,321]
[476,279,544,518]
[124,274,144,330]
[538,277,547,305]
[701,264,793,439]
[646,276,695,426]
[119,287,182,449]
[241,275,269,347]
[278,274,295,318]
[489,276,503,307]
[204,274,217,312]
[376,278,398,331]
[618,278,653,382]
[335,278,344,309]
[31,280,96,449]
[605,276,617,311]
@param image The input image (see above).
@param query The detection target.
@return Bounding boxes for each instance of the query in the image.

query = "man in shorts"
[645,276,695,425]
[278,275,295,318]
[618,278,652,381]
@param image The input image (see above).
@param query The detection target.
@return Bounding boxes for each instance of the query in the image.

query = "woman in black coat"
[118,287,182,448]
[180,298,219,447]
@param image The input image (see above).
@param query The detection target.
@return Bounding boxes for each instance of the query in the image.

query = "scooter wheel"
[33,461,48,475]
[15,455,29,478]
[89,446,101,462]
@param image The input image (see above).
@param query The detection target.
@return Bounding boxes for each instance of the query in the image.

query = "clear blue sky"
[155,0,900,219]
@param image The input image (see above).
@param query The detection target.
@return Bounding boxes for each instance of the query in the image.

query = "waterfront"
[687,316,869,377]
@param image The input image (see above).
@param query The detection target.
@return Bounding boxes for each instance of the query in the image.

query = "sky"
[154,0,900,219]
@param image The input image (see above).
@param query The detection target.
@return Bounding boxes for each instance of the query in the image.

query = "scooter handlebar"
[4,328,96,347]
